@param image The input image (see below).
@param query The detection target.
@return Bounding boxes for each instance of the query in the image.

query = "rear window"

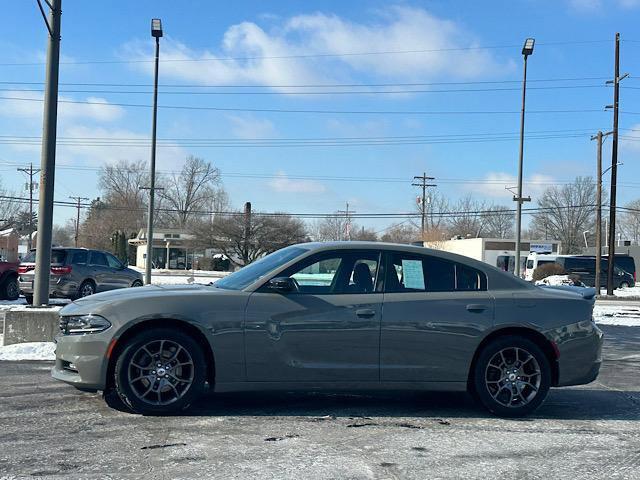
[21,250,67,264]
[614,256,635,275]
[72,250,88,264]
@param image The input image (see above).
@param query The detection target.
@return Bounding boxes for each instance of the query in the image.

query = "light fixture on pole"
[514,37,534,278]
[145,18,163,285]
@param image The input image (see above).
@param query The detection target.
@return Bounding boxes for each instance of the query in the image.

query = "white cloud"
[122,6,508,88]
[568,0,639,10]
[57,125,188,169]
[268,171,326,194]
[465,172,556,200]
[0,91,124,123]
[228,114,276,139]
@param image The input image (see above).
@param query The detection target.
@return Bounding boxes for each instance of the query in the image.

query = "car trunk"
[18,250,69,284]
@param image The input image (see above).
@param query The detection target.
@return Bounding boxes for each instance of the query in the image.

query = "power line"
[0,76,615,88]
[0,84,612,96]
[0,95,610,115]
[0,39,613,67]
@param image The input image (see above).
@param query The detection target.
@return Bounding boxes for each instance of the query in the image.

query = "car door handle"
[355,309,376,318]
[466,304,488,312]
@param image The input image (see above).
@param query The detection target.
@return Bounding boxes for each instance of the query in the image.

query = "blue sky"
[1,0,640,231]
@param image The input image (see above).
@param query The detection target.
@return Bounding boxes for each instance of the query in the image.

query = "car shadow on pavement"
[181,387,640,421]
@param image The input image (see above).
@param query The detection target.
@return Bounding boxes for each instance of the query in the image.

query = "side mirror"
[267,277,296,293]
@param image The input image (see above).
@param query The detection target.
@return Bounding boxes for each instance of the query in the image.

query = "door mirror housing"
[267,277,296,293]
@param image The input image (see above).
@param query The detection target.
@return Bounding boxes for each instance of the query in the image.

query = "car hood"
[61,283,224,315]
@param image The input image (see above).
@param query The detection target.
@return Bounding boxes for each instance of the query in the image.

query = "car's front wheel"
[113,328,206,415]
[472,336,551,417]
[131,280,143,288]
[1,276,19,301]
[78,280,95,298]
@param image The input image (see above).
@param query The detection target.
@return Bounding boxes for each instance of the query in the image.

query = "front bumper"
[52,331,111,391]
[554,321,604,387]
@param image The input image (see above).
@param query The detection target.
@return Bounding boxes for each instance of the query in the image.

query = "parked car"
[0,261,20,301]
[53,242,603,417]
[19,248,143,303]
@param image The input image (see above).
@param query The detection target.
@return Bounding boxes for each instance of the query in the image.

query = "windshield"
[215,246,309,290]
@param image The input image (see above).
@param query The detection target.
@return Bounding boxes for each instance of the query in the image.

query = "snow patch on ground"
[593,304,640,327]
[0,341,55,361]
[600,285,640,298]
[535,275,580,287]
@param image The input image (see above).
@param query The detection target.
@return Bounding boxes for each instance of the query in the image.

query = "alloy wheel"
[127,339,195,406]
[80,282,95,297]
[484,347,541,408]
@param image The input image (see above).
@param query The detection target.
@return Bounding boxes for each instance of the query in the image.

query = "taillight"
[18,265,33,274]
[51,265,72,275]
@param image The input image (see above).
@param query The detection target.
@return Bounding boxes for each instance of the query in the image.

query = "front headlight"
[61,315,111,335]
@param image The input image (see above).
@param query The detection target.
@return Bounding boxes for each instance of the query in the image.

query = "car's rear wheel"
[113,328,206,415]
[1,276,19,301]
[78,280,95,298]
[472,336,551,417]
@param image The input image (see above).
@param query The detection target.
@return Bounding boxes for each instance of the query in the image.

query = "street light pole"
[514,38,535,278]
[145,19,163,285]
[33,0,62,307]
[591,130,613,294]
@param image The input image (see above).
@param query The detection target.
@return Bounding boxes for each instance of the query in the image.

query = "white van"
[524,253,559,281]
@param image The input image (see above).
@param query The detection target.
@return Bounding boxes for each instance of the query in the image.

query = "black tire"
[472,335,551,417]
[78,280,95,298]
[2,276,20,301]
[24,294,34,305]
[131,280,143,288]
[113,328,206,415]
[618,281,630,289]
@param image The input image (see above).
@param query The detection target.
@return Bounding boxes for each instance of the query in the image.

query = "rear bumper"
[555,322,604,387]
[19,277,78,298]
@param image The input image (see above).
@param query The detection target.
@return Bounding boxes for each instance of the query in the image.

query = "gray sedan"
[52,242,603,417]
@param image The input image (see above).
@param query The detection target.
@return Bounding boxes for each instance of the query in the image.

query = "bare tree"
[447,195,487,238]
[351,226,378,241]
[311,216,348,241]
[483,205,514,239]
[530,177,596,254]
[192,212,308,267]
[0,179,26,229]
[620,199,640,245]
[52,220,75,247]
[381,222,419,244]
[160,156,221,229]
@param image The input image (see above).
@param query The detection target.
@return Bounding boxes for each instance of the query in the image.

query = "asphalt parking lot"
[1,324,639,480]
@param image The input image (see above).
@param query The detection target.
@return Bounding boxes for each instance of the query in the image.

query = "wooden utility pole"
[412,172,436,241]
[69,196,89,247]
[591,131,612,294]
[17,163,40,251]
[337,202,356,240]
[243,202,252,263]
[606,33,627,296]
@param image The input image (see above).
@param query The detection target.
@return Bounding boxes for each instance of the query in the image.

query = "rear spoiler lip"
[539,285,597,301]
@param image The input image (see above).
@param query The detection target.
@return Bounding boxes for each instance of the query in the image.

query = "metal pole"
[33,0,61,307]
[595,131,603,294]
[144,36,160,285]
[243,202,251,264]
[607,33,620,296]
[29,163,34,251]
[514,54,529,278]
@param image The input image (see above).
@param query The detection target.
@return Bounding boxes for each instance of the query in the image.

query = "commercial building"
[423,237,562,274]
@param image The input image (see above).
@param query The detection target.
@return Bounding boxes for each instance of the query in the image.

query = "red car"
[0,261,19,301]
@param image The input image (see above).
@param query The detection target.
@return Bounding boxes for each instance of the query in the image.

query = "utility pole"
[33,0,62,307]
[144,19,163,285]
[412,172,437,241]
[514,38,535,278]
[591,130,613,295]
[243,202,252,263]
[17,163,40,251]
[606,33,627,296]
[337,202,356,240]
[69,196,88,247]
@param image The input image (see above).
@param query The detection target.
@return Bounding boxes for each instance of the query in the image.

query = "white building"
[423,237,562,274]
[128,228,196,270]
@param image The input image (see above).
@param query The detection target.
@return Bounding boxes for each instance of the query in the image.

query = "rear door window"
[72,250,87,264]
[89,251,108,266]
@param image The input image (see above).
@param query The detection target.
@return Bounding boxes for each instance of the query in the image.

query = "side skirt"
[213,381,468,393]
